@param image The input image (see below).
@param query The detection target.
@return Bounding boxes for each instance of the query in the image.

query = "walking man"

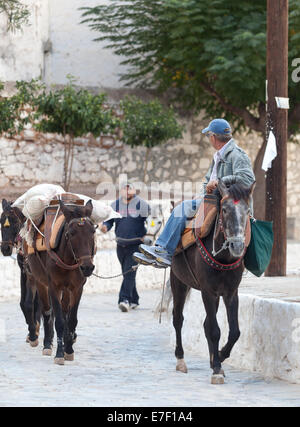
[101,182,150,312]
[139,118,255,267]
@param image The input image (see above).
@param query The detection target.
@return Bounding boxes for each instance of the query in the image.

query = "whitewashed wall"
[0,249,165,302]
[178,290,300,384]
[0,0,49,83]
[0,0,128,89]
[46,0,129,88]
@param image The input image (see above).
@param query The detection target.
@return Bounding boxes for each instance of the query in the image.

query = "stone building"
[0,0,299,239]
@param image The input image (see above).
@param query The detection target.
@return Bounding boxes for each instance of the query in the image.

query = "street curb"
[180,290,300,384]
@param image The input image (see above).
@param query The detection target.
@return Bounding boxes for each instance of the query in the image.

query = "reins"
[194,194,247,271]
[45,216,96,271]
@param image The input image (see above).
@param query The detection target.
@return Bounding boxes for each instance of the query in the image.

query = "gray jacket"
[203,139,255,193]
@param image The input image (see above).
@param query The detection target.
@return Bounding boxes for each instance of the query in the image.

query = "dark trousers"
[116,244,139,305]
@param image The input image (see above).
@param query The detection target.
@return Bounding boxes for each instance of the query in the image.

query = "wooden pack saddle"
[26,193,85,255]
[175,194,219,254]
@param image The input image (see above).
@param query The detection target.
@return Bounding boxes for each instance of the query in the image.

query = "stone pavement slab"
[1,290,300,407]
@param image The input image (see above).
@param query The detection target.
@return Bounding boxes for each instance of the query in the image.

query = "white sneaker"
[119,300,130,312]
[130,303,139,310]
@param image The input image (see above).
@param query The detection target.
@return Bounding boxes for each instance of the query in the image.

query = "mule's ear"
[59,200,72,221]
[84,200,93,218]
[2,199,10,211]
[218,179,228,198]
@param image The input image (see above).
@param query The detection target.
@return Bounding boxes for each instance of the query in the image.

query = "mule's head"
[59,200,96,277]
[217,180,255,258]
[144,203,163,245]
[1,199,25,256]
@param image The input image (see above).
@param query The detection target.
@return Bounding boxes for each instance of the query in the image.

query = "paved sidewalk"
[1,289,300,407]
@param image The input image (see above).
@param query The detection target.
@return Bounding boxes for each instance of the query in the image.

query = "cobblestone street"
[1,289,300,407]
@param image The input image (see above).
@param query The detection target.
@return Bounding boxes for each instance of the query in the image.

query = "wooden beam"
[265,0,289,276]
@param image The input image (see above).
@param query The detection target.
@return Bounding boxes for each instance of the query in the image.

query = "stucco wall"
[0,0,128,89]
[0,0,49,83]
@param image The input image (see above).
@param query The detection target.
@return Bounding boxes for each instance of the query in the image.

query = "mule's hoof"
[176,359,188,373]
[26,335,30,343]
[64,352,74,361]
[42,348,53,356]
[211,374,225,385]
[29,338,39,348]
[54,357,65,366]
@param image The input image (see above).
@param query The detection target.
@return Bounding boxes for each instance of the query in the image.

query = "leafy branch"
[0,0,30,31]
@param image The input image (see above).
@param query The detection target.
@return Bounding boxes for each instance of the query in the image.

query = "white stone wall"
[1,125,300,239]
[0,249,165,302]
[177,290,300,384]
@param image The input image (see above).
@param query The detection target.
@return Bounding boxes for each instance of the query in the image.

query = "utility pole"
[265,0,289,276]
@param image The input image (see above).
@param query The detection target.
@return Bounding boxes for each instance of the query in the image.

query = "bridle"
[45,216,97,271]
[0,209,24,249]
[195,195,248,272]
[211,195,247,257]
[65,217,97,267]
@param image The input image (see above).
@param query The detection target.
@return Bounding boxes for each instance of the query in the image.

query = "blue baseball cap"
[202,118,232,135]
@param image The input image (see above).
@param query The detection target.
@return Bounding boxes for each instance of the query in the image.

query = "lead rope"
[92,264,139,280]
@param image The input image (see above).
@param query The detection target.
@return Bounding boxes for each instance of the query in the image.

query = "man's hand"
[100,224,108,233]
[206,180,218,194]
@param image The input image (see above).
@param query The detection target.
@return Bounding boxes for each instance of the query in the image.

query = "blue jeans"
[117,244,139,304]
[156,198,202,256]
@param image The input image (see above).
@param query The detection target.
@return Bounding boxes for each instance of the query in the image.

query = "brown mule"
[171,180,255,384]
[27,199,96,365]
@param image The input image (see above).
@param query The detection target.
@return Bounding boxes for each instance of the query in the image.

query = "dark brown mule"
[1,199,42,346]
[171,180,255,384]
[27,200,96,364]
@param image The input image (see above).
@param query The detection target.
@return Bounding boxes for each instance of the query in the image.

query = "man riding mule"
[137,118,255,267]
[135,118,256,384]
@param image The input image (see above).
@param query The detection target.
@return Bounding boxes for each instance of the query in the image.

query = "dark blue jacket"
[103,196,150,246]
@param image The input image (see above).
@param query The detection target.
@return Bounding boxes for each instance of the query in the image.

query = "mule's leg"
[36,282,54,356]
[33,291,41,338]
[64,288,83,361]
[50,287,65,365]
[171,271,189,373]
[24,282,39,347]
[20,270,30,341]
[201,291,224,384]
[42,309,54,356]
[219,292,240,363]
[203,297,220,369]
[18,255,28,326]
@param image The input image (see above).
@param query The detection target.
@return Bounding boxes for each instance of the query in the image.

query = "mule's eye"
[222,208,227,215]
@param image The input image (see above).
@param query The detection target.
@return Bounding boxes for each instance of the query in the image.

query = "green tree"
[120,96,183,181]
[80,0,300,136]
[0,79,39,135]
[0,0,30,31]
[17,77,120,190]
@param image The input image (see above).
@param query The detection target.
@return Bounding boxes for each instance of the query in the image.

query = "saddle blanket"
[25,193,83,255]
[175,194,219,254]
